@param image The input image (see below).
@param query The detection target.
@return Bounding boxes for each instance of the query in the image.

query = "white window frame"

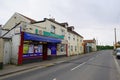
[50,25,55,33]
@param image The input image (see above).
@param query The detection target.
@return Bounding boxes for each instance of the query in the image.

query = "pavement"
[0,53,95,77]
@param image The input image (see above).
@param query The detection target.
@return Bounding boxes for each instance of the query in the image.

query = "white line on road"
[53,78,57,80]
[71,62,86,71]
[88,57,94,61]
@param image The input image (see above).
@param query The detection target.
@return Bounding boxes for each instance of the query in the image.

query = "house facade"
[67,26,84,56]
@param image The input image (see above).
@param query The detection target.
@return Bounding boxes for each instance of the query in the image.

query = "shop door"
[3,39,11,64]
[43,44,48,60]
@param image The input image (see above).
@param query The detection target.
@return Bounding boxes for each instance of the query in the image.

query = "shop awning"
[24,32,61,43]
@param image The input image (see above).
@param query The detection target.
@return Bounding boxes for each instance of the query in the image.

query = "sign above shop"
[43,31,64,39]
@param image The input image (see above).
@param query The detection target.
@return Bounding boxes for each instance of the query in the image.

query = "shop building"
[1,13,68,65]
[32,18,68,57]
[1,12,84,65]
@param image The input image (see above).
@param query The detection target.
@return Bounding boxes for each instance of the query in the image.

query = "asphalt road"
[1,50,120,80]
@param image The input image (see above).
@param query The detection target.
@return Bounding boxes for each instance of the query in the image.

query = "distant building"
[114,41,120,49]
[83,39,97,53]
[0,25,2,36]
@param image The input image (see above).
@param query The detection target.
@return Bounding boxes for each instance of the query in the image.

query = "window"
[71,45,73,51]
[75,46,77,51]
[80,39,82,42]
[68,36,70,40]
[60,44,65,52]
[61,29,65,35]
[73,35,75,40]
[50,25,55,33]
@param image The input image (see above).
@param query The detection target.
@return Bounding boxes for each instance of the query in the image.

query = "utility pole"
[114,28,117,49]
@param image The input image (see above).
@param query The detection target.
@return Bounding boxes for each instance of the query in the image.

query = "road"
[1,50,120,80]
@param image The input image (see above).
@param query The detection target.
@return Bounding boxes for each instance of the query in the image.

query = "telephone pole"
[114,28,117,48]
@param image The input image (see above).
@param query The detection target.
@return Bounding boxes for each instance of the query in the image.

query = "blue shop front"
[18,32,62,64]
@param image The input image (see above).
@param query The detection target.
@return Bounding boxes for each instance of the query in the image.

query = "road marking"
[113,56,120,74]
[53,78,57,80]
[71,62,86,71]
[88,57,94,61]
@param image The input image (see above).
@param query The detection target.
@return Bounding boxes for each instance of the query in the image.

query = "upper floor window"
[68,36,70,40]
[71,45,73,51]
[75,46,77,51]
[61,29,65,35]
[73,35,75,40]
[50,25,55,33]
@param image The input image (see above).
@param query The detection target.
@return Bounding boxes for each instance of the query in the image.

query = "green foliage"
[97,45,114,50]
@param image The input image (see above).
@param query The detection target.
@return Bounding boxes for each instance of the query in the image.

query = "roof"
[83,40,95,43]
[33,18,67,28]
[17,13,37,23]
[67,26,83,38]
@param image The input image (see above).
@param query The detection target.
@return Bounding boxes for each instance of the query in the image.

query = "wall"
[2,23,21,64]
[3,13,31,30]
[67,32,78,55]
[20,22,45,35]
[0,39,4,63]
[11,35,20,64]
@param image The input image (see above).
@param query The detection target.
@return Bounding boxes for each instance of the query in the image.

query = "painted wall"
[20,22,45,35]
[67,32,83,56]
[0,39,4,63]
[34,20,67,40]
[1,23,21,64]
[11,35,20,64]
[3,13,31,30]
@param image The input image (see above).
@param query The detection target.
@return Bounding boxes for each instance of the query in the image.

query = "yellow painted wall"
[0,38,4,62]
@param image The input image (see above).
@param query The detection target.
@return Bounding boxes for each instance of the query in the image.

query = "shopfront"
[18,32,61,65]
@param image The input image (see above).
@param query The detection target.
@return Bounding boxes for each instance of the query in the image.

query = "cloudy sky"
[1,0,120,45]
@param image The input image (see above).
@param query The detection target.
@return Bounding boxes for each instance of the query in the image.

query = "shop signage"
[43,31,64,39]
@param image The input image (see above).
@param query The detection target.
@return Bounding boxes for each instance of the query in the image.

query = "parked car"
[116,48,120,59]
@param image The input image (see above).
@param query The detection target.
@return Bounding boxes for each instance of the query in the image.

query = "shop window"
[23,41,43,58]
[50,25,55,33]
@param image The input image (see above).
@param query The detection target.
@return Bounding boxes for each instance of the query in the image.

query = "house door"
[3,39,11,64]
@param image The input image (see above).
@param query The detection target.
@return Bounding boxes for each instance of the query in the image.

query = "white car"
[116,48,120,59]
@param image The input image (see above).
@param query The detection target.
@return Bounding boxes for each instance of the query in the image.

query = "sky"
[0,0,120,46]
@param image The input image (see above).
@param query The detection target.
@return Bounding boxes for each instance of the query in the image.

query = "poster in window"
[23,44,29,54]
[28,44,34,53]
[34,45,43,56]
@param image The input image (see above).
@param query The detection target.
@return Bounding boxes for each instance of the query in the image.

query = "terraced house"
[67,26,84,56]
[0,12,84,65]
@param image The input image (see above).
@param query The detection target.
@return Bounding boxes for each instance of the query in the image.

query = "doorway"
[3,39,12,64]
